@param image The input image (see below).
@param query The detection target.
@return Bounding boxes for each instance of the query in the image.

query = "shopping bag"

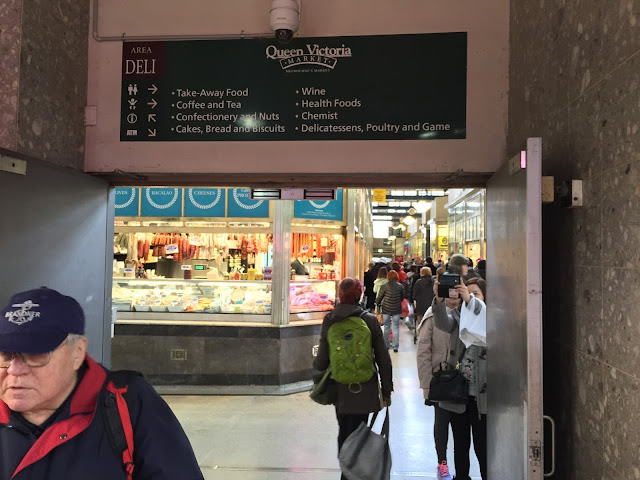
[310,369,337,405]
[339,408,392,480]
[459,297,487,347]
[401,298,409,318]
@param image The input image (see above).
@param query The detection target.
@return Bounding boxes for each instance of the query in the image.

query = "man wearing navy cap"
[0,287,204,480]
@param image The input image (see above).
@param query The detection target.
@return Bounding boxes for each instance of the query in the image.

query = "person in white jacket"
[416,298,460,480]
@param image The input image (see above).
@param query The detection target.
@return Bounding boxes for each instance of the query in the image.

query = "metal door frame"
[486,137,543,480]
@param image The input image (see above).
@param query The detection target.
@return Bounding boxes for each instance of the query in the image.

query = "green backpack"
[328,312,375,385]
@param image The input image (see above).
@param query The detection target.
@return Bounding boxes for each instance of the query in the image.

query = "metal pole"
[271,200,292,326]
[346,189,356,277]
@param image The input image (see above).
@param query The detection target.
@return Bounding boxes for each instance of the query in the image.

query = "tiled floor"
[164,323,481,479]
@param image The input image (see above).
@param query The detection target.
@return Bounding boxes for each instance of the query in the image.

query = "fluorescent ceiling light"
[402,216,416,225]
[414,201,431,213]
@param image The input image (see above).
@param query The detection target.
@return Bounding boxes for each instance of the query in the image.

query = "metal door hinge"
[541,176,583,207]
[529,441,542,467]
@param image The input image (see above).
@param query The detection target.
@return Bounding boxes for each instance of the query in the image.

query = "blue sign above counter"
[227,188,269,218]
[141,188,183,217]
[294,189,343,221]
[114,188,139,216]
[184,188,226,217]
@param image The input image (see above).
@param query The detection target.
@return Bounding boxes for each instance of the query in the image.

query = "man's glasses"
[0,351,53,368]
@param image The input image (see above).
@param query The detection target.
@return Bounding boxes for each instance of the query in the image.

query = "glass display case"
[112,278,337,317]
[289,280,336,313]
[113,278,272,314]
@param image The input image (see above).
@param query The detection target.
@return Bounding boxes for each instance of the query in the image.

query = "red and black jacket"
[0,356,203,480]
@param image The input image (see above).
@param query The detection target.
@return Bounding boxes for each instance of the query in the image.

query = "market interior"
[110,186,486,394]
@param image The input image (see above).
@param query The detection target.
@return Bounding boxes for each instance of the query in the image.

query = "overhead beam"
[93,171,491,188]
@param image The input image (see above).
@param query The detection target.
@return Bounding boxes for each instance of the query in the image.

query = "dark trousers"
[434,403,451,463]
[449,399,487,480]
[336,410,368,480]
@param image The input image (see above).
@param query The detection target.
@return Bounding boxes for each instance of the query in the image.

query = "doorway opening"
[107,139,543,479]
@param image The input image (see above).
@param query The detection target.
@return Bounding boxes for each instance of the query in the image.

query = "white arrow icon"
[147,99,157,109]
[148,84,158,94]
[148,113,156,123]
[148,128,156,137]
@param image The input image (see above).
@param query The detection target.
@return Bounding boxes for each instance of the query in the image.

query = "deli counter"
[112,277,337,323]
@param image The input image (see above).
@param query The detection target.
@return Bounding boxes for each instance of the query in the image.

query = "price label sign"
[165,244,179,254]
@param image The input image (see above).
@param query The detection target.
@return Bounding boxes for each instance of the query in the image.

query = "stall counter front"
[111,277,336,392]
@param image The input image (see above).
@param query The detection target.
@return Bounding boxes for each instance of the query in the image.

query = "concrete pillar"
[271,200,292,326]
[346,189,356,277]
[0,0,89,168]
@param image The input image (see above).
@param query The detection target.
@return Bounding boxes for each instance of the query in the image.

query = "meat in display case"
[112,278,337,316]
[290,281,336,312]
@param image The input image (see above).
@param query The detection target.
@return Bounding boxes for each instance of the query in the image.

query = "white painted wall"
[86,0,509,175]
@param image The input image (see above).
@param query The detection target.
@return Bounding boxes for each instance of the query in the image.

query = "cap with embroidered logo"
[0,287,85,354]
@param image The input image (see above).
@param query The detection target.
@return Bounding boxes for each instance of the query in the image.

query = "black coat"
[412,276,435,316]
[0,356,203,480]
[364,270,375,295]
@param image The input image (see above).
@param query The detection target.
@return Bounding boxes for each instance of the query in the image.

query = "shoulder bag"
[427,348,468,403]
[310,368,338,405]
[339,408,392,480]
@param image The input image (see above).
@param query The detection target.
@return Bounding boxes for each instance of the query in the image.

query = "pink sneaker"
[437,461,452,480]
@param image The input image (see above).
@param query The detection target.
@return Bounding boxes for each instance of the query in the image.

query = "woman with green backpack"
[313,277,393,480]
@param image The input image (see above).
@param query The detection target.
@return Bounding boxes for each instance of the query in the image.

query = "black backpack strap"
[100,370,143,480]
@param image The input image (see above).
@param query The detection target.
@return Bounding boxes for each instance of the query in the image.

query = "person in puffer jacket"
[0,287,203,480]
[375,270,405,352]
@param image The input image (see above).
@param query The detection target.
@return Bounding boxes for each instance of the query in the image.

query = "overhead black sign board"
[120,33,467,142]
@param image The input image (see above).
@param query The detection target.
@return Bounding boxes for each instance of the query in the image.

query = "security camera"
[270,0,299,43]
